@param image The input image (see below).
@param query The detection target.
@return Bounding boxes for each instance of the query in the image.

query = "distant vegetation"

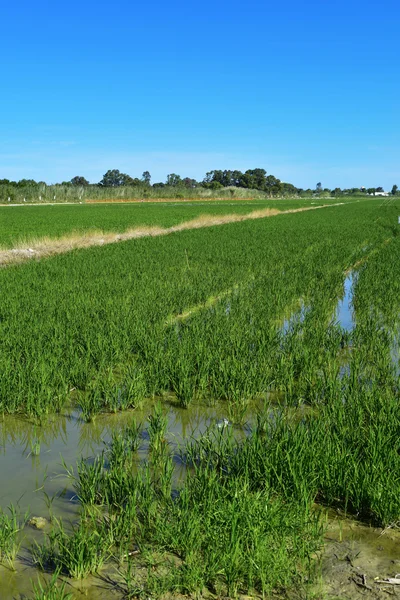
[0,169,398,203]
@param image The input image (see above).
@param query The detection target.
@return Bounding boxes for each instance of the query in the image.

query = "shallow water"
[335,272,356,332]
[0,400,257,598]
[0,401,248,521]
[390,328,400,377]
[281,299,309,334]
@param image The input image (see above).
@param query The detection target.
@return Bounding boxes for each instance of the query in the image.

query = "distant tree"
[281,183,298,195]
[99,169,132,187]
[17,179,38,187]
[142,171,151,185]
[203,170,224,186]
[183,177,198,188]
[123,175,142,186]
[315,182,322,194]
[70,176,89,186]
[376,186,384,193]
[332,188,342,196]
[230,170,243,186]
[242,168,268,190]
[391,184,398,195]
[166,173,182,186]
[153,182,165,188]
[0,179,17,186]
[209,181,223,190]
[366,188,376,195]
[265,174,282,195]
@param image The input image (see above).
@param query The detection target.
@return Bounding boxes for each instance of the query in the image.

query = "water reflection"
[335,272,356,332]
[0,399,250,519]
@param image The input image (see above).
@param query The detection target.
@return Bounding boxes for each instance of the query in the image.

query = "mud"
[320,514,400,599]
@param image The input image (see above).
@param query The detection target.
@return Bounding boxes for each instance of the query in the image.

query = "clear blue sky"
[1,0,399,189]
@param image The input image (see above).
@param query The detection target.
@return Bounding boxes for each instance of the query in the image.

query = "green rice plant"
[123,364,147,409]
[33,519,109,579]
[147,402,168,457]
[0,504,28,567]
[30,570,72,600]
[75,455,105,506]
[76,390,100,422]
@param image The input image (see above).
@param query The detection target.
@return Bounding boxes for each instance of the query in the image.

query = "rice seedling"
[32,518,109,579]
[30,570,72,600]
[1,198,400,597]
[0,504,28,567]
[147,402,168,456]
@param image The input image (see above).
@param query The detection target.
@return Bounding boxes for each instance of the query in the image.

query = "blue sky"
[1,0,399,189]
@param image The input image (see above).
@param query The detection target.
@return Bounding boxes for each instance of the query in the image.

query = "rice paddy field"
[0,197,347,249]
[0,197,399,599]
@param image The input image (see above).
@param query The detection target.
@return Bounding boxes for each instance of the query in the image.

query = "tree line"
[0,169,398,196]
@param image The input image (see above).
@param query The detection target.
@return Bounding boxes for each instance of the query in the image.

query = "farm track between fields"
[0,202,344,267]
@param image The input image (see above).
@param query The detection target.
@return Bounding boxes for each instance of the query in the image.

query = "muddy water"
[0,402,244,518]
[0,400,254,599]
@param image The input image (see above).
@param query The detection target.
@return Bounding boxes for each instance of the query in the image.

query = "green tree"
[166,173,182,186]
[99,169,130,187]
[183,177,198,188]
[242,168,267,190]
[391,184,398,195]
[265,175,282,195]
[17,179,38,187]
[70,176,89,186]
[142,171,151,185]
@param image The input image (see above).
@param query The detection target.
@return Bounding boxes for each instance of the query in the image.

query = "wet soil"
[319,514,400,599]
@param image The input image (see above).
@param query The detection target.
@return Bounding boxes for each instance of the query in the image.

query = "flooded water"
[0,399,259,599]
[0,401,246,521]
[335,272,356,332]
[390,328,400,377]
[281,299,309,334]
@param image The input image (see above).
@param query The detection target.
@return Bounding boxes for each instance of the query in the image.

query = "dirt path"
[0,203,344,267]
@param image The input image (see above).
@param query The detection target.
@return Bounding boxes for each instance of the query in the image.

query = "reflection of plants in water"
[0,504,28,568]
[0,415,68,455]
[31,570,73,600]
[26,427,41,457]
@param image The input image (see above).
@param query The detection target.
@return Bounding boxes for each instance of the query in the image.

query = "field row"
[0,199,399,597]
[0,196,353,249]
